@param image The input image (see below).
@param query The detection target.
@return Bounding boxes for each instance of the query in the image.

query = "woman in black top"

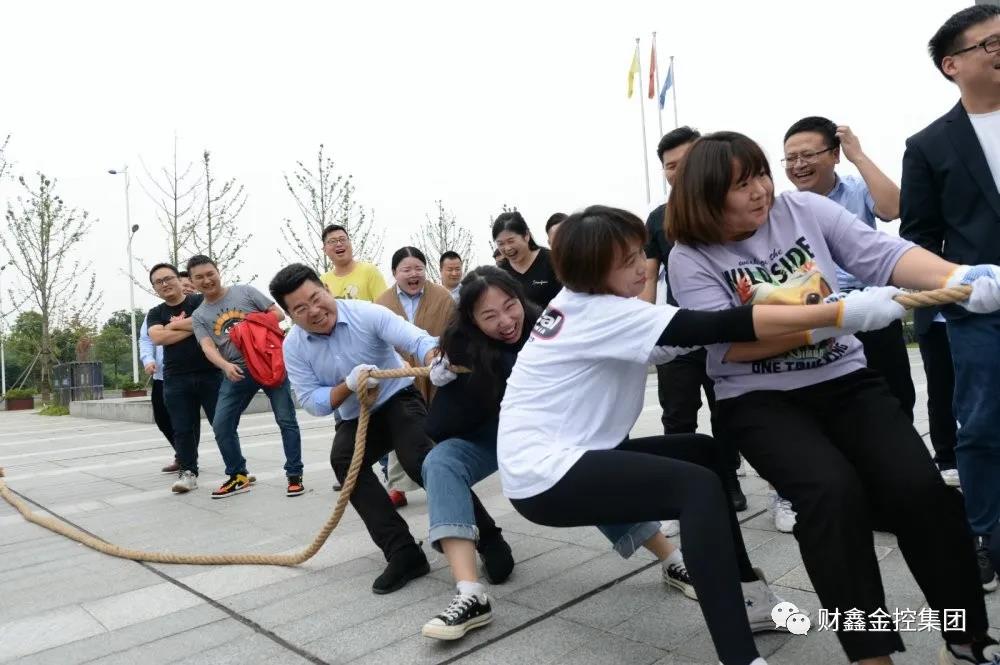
[419,266,693,642]
[492,211,562,307]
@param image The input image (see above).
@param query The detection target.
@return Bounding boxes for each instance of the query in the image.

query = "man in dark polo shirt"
[640,126,746,514]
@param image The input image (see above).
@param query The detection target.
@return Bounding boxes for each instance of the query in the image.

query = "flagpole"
[670,55,679,128]
[653,32,666,195]
[635,38,651,204]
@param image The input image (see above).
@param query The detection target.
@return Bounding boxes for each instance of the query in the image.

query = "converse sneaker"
[211,473,252,499]
[421,592,493,640]
[744,567,796,633]
[171,470,197,493]
[661,520,680,537]
[976,536,998,593]
[663,558,697,600]
[940,468,961,487]
[939,636,1000,664]
[771,494,797,533]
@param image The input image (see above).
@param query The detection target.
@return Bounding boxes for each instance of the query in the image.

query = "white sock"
[457,580,486,600]
[749,658,768,665]
[664,548,684,568]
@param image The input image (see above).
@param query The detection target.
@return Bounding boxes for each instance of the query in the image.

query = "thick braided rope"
[893,284,971,309]
[0,365,443,567]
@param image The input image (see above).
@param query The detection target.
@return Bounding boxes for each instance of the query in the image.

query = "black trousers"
[163,370,219,476]
[512,434,758,665]
[331,387,501,561]
[855,319,916,422]
[656,349,740,476]
[150,379,176,453]
[715,369,986,661]
[916,321,958,470]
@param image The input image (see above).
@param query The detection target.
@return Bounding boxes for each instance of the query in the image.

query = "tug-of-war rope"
[0,285,972,568]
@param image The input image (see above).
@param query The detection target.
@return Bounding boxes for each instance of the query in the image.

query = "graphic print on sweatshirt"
[724,237,850,374]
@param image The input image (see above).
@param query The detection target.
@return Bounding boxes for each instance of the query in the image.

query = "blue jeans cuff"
[612,521,660,559]
[428,523,479,552]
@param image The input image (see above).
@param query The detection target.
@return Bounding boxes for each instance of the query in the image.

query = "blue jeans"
[421,424,660,557]
[948,312,1000,535]
[213,373,303,477]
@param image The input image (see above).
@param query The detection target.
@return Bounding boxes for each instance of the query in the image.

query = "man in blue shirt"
[271,263,503,594]
[783,116,916,421]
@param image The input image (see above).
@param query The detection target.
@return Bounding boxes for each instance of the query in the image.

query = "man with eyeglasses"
[319,224,387,302]
[145,262,221,494]
[901,4,1000,608]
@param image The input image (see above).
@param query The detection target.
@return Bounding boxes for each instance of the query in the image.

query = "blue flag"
[658,62,674,109]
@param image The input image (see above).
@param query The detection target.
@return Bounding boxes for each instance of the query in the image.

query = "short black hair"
[929,4,1000,80]
[322,224,349,243]
[656,126,701,163]
[544,213,568,233]
[439,251,462,267]
[783,116,840,149]
[148,262,178,284]
[178,270,190,279]
[491,211,539,251]
[269,263,324,312]
[390,246,427,272]
[186,254,217,272]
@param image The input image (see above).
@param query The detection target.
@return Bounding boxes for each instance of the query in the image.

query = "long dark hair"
[439,265,540,401]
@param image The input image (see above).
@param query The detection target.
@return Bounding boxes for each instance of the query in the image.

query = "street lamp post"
[108,167,140,384]
[1,261,9,396]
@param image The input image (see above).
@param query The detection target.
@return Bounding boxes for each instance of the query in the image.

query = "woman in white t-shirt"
[666,132,1000,665]
[497,205,909,665]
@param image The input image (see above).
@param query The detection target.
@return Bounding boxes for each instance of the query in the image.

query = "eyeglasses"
[781,147,834,168]
[152,275,178,287]
[950,35,1000,57]
[324,237,350,247]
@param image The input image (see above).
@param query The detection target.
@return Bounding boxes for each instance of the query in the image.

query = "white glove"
[345,364,379,392]
[429,355,457,387]
[809,287,905,343]
[946,264,1000,314]
[648,346,700,365]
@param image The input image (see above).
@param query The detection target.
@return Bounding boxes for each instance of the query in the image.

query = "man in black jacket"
[900,4,1000,598]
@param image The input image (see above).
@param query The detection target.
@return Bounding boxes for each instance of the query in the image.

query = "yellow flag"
[626,47,640,98]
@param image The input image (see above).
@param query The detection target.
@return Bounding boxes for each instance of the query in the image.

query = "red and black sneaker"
[287,476,305,497]
[211,473,252,499]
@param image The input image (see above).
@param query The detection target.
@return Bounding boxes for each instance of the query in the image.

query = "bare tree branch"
[190,149,253,281]
[410,200,476,282]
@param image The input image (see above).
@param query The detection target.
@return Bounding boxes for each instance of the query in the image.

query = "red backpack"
[229,311,287,388]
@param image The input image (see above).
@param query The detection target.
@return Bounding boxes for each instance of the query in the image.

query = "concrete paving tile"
[0,605,106,663]
[442,615,603,665]
[164,633,316,665]
[503,551,648,611]
[81,617,253,665]
[557,564,673,631]
[82,582,207,631]
[550,631,667,665]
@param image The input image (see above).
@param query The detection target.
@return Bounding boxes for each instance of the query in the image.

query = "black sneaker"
[477,535,514,584]
[662,559,697,600]
[976,536,998,593]
[729,484,748,512]
[372,544,429,594]
[421,592,493,640]
[939,636,1000,664]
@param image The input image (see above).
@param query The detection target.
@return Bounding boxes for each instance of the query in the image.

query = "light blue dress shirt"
[283,299,438,421]
[138,318,164,381]
[826,174,884,290]
[396,285,423,322]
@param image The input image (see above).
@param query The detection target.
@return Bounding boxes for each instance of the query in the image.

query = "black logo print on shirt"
[532,308,564,340]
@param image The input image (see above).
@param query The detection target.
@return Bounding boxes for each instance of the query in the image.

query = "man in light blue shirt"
[272,263,459,595]
[139,318,179,472]
[783,116,915,422]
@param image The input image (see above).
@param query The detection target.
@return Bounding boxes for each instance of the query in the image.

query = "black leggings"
[511,434,759,665]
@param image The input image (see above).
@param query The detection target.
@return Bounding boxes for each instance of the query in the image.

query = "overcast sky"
[0,0,969,322]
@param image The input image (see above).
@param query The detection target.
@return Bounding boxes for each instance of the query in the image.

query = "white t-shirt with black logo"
[970,109,1000,194]
[497,289,676,499]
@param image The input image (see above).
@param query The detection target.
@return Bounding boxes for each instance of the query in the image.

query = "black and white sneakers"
[421,592,493,640]
[663,559,698,600]
[939,636,1000,664]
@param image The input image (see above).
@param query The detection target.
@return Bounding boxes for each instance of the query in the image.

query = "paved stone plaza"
[2,351,998,664]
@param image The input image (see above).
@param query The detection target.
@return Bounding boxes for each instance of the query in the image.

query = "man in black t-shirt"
[640,127,747,514]
[146,262,222,494]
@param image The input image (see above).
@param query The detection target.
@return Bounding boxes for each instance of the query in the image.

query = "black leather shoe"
[477,535,514,584]
[372,544,429,595]
[729,484,748,512]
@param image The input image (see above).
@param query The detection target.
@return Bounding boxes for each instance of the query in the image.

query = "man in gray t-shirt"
[187,255,304,499]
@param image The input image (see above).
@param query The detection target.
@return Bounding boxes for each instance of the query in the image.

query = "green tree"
[410,200,476,282]
[104,308,146,342]
[95,326,129,384]
[279,144,383,274]
[1,173,99,399]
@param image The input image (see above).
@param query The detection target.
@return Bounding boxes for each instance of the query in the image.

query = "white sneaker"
[771,494,797,533]
[744,567,796,633]
[736,456,747,477]
[661,520,680,537]
[172,470,197,493]
[940,468,960,487]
